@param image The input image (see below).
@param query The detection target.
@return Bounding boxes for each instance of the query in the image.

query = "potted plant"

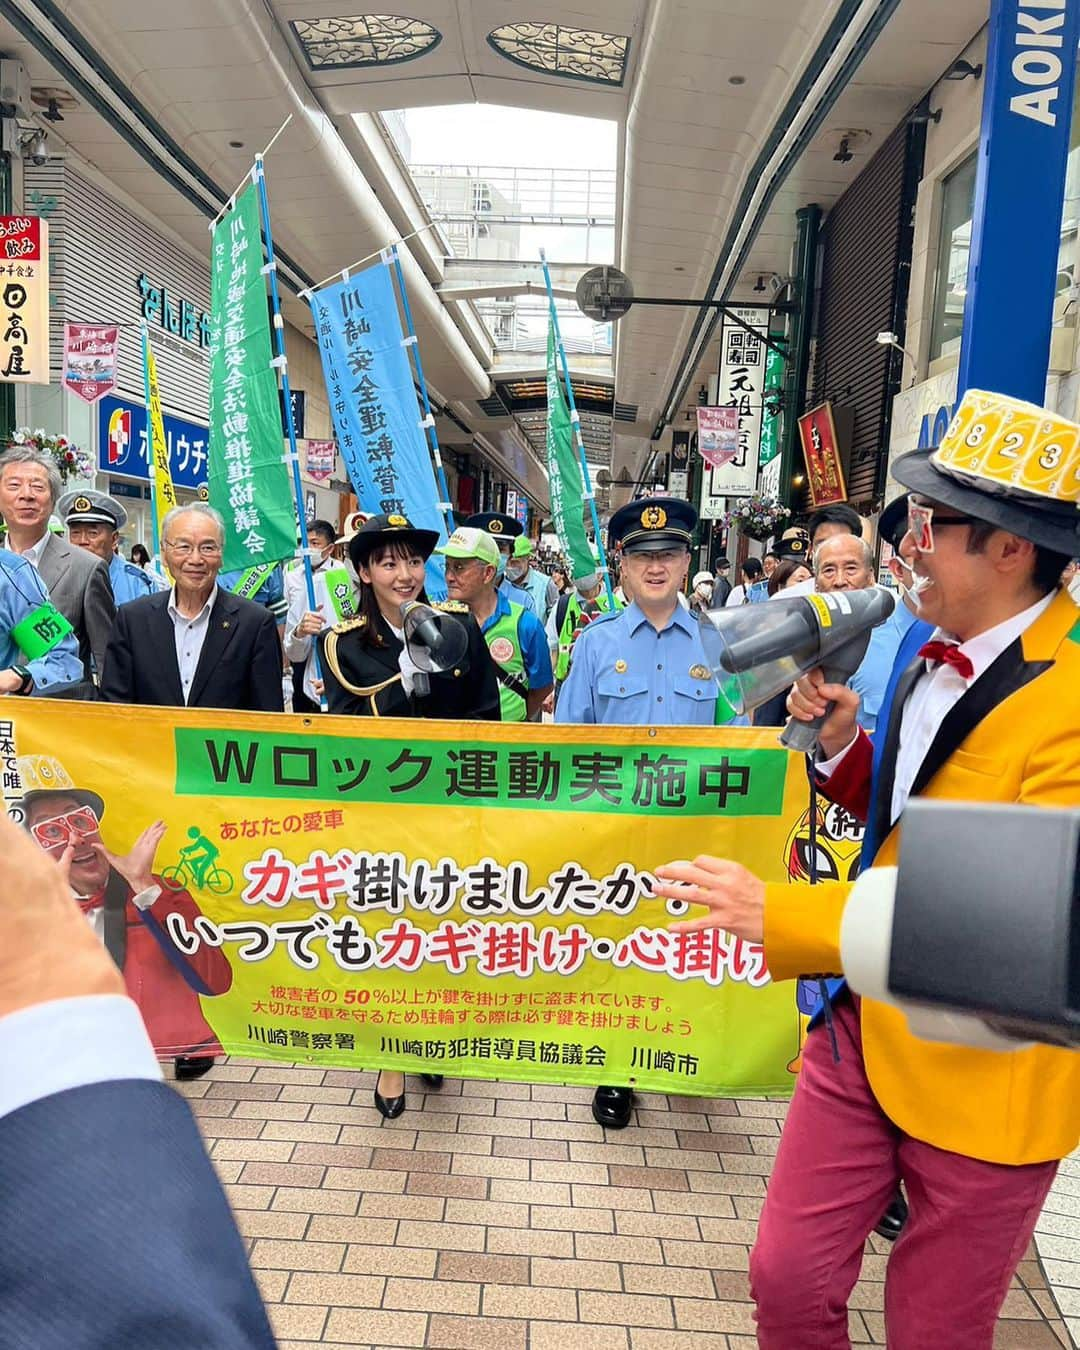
[6,428,94,484]
[721,493,790,542]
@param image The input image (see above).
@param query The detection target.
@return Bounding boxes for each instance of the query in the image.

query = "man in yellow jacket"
[654,388,1080,1349]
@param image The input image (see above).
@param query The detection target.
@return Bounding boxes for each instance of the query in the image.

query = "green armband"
[10,602,74,659]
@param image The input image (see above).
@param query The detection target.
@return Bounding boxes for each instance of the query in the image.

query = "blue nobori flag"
[309,262,448,597]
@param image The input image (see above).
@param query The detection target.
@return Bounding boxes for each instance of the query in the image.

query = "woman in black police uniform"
[317,512,500,1117]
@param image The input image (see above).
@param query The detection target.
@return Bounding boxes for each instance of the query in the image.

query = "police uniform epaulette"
[331,616,367,634]
[434,600,469,613]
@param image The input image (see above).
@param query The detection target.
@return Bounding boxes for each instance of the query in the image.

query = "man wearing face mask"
[463,511,536,613]
[506,534,558,624]
[283,518,354,711]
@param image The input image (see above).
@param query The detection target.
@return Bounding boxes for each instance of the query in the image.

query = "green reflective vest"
[485,601,529,722]
[555,590,622,681]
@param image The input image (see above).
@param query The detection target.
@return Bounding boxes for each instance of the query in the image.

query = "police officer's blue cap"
[608,497,697,553]
[465,511,522,540]
[57,488,127,530]
[878,493,910,551]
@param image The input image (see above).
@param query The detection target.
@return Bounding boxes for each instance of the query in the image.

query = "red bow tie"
[77,892,105,914]
[918,640,974,681]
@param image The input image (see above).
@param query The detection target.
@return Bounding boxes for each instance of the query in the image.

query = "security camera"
[23,128,47,165]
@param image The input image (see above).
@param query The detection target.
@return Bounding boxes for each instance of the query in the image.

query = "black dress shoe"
[874,1189,909,1242]
[374,1087,406,1119]
[420,1074,444,1089]
[592,1085,634,1129]
[174,1056,214,1081]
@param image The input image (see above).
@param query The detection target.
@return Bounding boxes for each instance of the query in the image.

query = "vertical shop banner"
[757,341,785,498]
[545,323,595,580]
[696,406,739,469]
[798,403,847,507]
[701,308,768,500]
[0,217,49,384]
[5,701,828,1097]
[308,262,448,596]
[62,323,119,404]
[304,439,335,483]
[142,332,178,542]
[208,186,296,573]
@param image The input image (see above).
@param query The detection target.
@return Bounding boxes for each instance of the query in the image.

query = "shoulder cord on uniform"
[322,629,404,706]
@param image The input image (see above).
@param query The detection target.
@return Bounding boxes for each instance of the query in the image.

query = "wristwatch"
[12,665,33,695]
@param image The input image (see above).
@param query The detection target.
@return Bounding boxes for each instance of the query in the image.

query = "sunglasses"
[907,501,978,553]
[31,806,100,850]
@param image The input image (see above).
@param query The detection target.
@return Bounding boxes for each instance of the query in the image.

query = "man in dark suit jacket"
[0,809,275,1349]
[100,503,283,713]
[0,448,115,684]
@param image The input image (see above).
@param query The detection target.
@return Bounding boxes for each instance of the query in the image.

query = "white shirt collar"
[167,585,217,623]
[932,590,1056,683]
[17,530,50,567]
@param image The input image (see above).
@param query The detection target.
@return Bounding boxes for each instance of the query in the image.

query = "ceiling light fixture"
[909,107,942,126]
[728,75,746,86]
[944,59,982,81]
[833,136,853,163]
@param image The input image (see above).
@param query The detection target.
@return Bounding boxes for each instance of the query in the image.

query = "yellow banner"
[6,702,853,1096]
[142,328,177,548]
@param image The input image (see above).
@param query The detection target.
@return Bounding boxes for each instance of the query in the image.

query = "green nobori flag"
[545,322,594,580]
[209,185,295,573]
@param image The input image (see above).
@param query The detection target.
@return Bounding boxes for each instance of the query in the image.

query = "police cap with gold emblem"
[57,488,127,531]
[465,511,523,540]
[608,496,697,553]
[891,388,1080,556]
[347,512,440,571]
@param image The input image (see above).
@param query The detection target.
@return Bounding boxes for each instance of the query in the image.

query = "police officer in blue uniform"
[57,490,159,607]
[464,511,536,613]
[555,495,722,1128]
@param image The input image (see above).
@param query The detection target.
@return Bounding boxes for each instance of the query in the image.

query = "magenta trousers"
[749,996,1058,1349]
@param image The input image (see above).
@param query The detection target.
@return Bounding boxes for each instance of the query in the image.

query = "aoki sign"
[957,0,1080,403]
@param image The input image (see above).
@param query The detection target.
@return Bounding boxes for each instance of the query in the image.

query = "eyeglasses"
[31,805,100,850]
[907,501,978,554]
[165,539,223,558]
[444,558,484,574]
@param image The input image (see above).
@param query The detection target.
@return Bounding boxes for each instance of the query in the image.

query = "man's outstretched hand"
[0,811,123,1020]
[653,855,766,944]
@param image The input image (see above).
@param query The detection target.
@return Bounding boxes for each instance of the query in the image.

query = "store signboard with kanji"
[700,308,768,505]
[5,702,825,1098]
[798,403,847,507]
[0,217,49,385]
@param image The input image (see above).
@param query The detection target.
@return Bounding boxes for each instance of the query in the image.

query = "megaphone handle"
[778,662,848,754]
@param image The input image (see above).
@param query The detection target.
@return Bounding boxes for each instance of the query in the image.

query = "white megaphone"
[840,800,1080,1052]
[399,601,469,694]
[697,587,896,752]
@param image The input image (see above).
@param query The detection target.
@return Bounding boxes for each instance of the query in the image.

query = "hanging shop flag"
[62,323,120,404]
[0,216,49,385]
[700,307,769,502]
[696,406,739,469]
[7,699,820,1097]
[208,186,295,573]
[309,262,448,597]
[304,438,335,483]
[757,338,786,497]
[545,321,595,580]
[798,403,847,508]
[142,331,178,545]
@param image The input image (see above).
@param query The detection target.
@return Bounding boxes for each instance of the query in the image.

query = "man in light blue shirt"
[0,548,82,694]
[556,495,721,1130]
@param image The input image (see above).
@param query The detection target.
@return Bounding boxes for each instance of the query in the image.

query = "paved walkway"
[182,1063,1076,1348]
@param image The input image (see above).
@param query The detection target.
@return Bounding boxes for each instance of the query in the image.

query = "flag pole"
[539,249,614,608]
[251,154,325,703]
[385,245,455,539]
[139,322,162,558]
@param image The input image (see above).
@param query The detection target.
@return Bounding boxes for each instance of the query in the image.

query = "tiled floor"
[181,1062,1076,1349]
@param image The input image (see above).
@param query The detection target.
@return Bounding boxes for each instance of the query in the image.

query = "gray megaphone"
[698,587,896,752]
[399,600,469,686]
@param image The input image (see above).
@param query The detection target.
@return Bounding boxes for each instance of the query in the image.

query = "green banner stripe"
[173,728,787,817]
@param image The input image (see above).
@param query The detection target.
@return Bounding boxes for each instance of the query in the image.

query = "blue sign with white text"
[958,0,1080,402]
[97,395,209,492]
[309,261,448,598]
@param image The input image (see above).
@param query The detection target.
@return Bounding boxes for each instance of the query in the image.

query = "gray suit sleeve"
[84,559,117,680]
